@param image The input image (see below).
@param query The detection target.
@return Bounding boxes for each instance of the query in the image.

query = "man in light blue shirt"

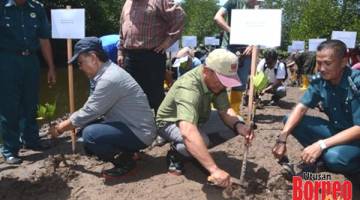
[54,37,156,179]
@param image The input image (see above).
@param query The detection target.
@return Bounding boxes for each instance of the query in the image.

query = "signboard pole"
[239,46,258,184]
[66,5,76,153]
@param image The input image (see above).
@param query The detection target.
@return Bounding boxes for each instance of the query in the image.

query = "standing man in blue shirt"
[214,0,259,115]
[0,0,56,164]
[272,40,360,184]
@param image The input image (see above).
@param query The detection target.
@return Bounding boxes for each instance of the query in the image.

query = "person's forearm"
[40,39,55,70]
[272,80,282,89]
[214,11,230,33]
[281,103,308,138]
[179,122,219,173]
[219,109,241,129]
[324,126,360,148]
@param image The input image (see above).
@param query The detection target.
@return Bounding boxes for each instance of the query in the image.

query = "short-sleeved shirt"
[156,66,230,125]
[222,0,247,24]
[256,59,286,83]
[100,34,120,63]
[300,67,360,131]
[0,0,51,51]
[221,0,248,49]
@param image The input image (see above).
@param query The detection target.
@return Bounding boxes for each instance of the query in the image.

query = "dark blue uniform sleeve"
[37,5,51,38]
[350,73,360,126]
[352,98,360,126]
[300,81,321,108]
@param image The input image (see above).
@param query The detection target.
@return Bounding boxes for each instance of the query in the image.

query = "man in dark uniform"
[0,0,56,164]
[272,40,360,185]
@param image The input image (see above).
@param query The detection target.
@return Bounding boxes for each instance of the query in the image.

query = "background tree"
[41,0,124,66]
[181,0,220,45]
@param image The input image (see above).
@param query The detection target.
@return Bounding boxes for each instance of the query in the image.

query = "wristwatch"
[318,140,327,150]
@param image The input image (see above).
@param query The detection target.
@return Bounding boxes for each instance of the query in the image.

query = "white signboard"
[213,39,220,46]
[167,40,179,53]
[182,36,197,48]
[331,31,357,48]
[287,45,294,53]
[308,38,326,52]
[51,9,85,39]
[292,40,305,51]
[230,9,282,47]
[204,37,220,46]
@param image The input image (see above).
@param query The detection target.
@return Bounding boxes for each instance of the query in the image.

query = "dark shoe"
[269,100,279,106]
[278,156,295,181]
[24,142,51,151]
[151,136,167,147]
[166,147,184,176]
[5,156,22,164]
[103,152,137,179]
[102,163,136,179]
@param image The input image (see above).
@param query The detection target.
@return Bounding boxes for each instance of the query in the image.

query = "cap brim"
[215,72,242,88]
[68,53,80,64]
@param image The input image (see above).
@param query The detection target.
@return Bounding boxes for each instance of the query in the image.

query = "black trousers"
[124,49,166,114]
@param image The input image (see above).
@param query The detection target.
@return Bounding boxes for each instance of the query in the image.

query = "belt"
[0,48,35,56]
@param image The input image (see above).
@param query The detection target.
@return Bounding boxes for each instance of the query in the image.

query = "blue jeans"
[286,115,360,174]
[82,121,147,162]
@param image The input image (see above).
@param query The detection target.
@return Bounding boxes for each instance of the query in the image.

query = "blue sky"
[219,0,227,6]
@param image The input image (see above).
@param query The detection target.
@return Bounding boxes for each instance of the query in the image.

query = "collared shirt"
[256,58,286,83]
[156,66,230,125]
[119,0,185,50]
[70,61,157,145]
[301,67,360,131]
[0,0,50,51]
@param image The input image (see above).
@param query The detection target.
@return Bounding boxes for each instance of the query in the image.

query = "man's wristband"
[233,120,245,132]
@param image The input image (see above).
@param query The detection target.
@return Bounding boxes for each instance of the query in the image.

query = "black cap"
[68,37,104,64]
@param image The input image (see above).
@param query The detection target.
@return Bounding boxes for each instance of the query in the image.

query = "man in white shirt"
[256,49,287,105]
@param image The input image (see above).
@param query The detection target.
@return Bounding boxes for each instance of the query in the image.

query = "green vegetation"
[42,0,359,59]
[37,102,57,121]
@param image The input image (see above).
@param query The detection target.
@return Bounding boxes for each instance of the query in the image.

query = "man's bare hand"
[117,55,124,67]
[208,168,231,188]
[301,141,323,164]
[235,123,255,142]
[47,67,56,88]
[154,38,172,54]
[272,134,287,159]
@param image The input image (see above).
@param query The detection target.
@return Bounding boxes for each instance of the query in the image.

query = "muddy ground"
[0,87,356,200]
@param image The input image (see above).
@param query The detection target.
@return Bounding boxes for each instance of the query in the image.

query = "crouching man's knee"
[322,148,354,174]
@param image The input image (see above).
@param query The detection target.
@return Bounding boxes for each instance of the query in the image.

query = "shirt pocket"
[25,13,40,38]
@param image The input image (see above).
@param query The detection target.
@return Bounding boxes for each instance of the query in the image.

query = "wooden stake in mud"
[66,5,76,153]
[239,45,258,184]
